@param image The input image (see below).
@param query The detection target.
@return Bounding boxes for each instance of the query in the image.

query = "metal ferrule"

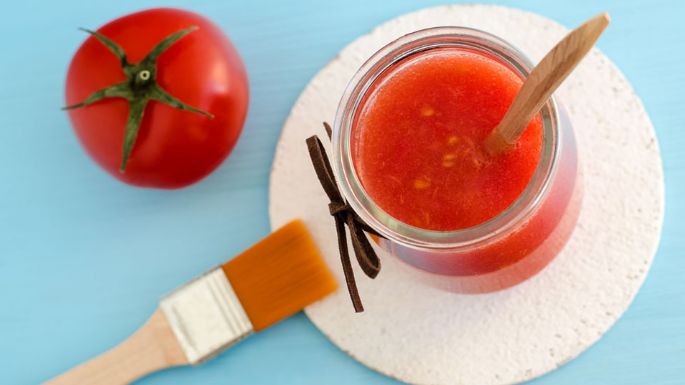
[160,267,254,365]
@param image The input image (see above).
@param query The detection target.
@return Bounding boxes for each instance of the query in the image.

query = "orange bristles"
[221,220,338,331]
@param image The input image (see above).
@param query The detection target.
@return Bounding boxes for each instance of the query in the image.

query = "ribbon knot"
[306,122,383,312]
[328,202,350,216]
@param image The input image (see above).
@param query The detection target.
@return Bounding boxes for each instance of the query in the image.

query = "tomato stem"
[64,26,213,172]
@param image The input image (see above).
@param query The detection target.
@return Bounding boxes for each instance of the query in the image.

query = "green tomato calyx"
[63,26,214,172]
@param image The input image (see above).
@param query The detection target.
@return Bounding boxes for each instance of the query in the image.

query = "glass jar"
[331,27,582,293]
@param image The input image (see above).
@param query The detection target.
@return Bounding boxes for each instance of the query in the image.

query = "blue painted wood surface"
[1,1,683,384]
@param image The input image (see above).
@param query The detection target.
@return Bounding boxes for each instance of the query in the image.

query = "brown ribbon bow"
[306,122,382,312]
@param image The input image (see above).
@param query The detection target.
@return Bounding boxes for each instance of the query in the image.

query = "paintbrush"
[44,220,337,385]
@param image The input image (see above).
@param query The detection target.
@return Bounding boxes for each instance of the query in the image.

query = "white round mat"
[269,5,664,385]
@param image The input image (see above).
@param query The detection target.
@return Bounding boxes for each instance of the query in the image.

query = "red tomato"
[65,8,249,188]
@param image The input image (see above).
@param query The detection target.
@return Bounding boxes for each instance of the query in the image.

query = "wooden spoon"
[484,13,610,155]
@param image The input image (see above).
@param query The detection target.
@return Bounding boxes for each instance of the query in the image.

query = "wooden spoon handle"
[43,309,188,385]
[485,13,610,154]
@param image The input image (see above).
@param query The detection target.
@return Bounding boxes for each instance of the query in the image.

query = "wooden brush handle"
[44,309,188,385]
[485,13,610,154]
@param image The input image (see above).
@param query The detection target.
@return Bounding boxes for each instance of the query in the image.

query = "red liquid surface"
[353,48,542,231]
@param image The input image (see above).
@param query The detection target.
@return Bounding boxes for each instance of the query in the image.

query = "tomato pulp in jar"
[352,48,542,231]
[339,32,581,292]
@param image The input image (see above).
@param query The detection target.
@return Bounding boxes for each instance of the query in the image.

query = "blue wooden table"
[1,1,683,384]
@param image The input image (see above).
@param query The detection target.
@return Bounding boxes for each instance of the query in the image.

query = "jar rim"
[332,27,561,250]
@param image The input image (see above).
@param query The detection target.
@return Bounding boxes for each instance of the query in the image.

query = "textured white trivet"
[269,5,664,385]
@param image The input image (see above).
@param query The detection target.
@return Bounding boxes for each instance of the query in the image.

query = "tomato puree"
[352,48,542,231]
